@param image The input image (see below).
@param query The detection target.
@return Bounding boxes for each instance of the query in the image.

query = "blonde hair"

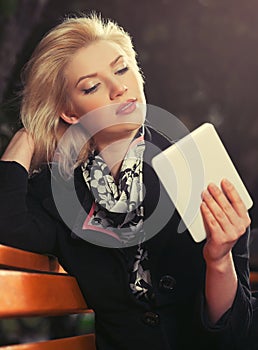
[20,13,144,177]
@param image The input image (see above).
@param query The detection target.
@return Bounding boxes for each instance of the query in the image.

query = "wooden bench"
[0,244,96,349]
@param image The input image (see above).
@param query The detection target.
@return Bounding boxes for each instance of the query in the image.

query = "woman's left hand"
[201,178,251,264]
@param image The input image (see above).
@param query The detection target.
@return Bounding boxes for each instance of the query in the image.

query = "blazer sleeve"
[0,160,57,254]
[200,227,252,342]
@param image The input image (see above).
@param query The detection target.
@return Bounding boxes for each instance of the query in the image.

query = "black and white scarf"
[81,128,153,301]
[81,130,145,246]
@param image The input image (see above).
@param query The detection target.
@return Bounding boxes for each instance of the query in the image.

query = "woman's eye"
[82,83,100,95]
[116,66,129,75]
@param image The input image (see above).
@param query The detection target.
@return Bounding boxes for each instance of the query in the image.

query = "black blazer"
[0,126,252,350]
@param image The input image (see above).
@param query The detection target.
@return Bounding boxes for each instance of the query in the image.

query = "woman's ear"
[60,112,80,125]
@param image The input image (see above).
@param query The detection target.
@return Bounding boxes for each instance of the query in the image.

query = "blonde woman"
[0,14,252,350]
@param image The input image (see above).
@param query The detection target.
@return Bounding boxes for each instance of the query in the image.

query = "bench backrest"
[0,244,96,350]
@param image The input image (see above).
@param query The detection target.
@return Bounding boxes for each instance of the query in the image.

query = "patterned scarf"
[81,127,154,301]
[81,129,145,246]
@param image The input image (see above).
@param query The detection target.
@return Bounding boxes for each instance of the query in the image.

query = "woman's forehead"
[65,41,127,82]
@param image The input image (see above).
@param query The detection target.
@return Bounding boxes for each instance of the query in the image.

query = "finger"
[200,202,224,238]
[207,182,239,226]
[221,179,251,224]
[201,189,234,234]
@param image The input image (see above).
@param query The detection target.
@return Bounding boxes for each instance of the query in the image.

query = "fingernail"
[223,178,231,186]
[202,189,210,198]
[209,183,217,190]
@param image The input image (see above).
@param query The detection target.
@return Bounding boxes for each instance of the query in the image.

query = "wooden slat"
[0,244,64,273]
[0,270,88,317]
[250,271,258,291]
[0,334,96,350]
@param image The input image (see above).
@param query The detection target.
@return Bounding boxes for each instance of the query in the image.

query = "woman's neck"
[95,132,137,182]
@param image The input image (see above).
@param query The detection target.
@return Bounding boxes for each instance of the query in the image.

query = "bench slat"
[0,244,63,273]
[0,270,88,317]
[0,334,95,350]
[250,271,258,291]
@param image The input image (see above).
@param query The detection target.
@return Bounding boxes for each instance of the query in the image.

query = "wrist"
[205,252,235,273]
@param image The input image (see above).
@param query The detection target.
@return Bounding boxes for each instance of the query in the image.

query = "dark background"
[0,0,258,344]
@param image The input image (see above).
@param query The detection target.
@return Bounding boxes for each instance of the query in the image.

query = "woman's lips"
[116,99,137,115]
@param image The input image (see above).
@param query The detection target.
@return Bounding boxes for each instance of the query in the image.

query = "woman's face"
[62,40,146,146]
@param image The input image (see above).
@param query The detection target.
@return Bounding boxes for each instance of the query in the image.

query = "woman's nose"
[109,80,128,100]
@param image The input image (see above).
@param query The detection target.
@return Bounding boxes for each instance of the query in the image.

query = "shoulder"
[28,164,52,199]
[144,125,172,151]
[0,160,28,185]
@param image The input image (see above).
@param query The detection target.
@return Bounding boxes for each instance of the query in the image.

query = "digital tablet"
[151,122,253,242]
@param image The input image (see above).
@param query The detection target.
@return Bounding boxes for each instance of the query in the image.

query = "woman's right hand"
[1,128,35,172]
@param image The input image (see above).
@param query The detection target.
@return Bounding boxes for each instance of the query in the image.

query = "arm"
[201,179,251,325]
[0,129,57,254]
[1,128,34,171]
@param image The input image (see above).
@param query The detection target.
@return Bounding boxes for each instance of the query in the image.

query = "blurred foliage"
[0,313,95,346]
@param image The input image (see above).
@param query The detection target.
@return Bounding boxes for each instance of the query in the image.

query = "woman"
[0,14,252,350]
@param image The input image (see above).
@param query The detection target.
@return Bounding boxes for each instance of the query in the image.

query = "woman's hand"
[1,128,35,172]
[201,179,251,324]
[201,179,251,264]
